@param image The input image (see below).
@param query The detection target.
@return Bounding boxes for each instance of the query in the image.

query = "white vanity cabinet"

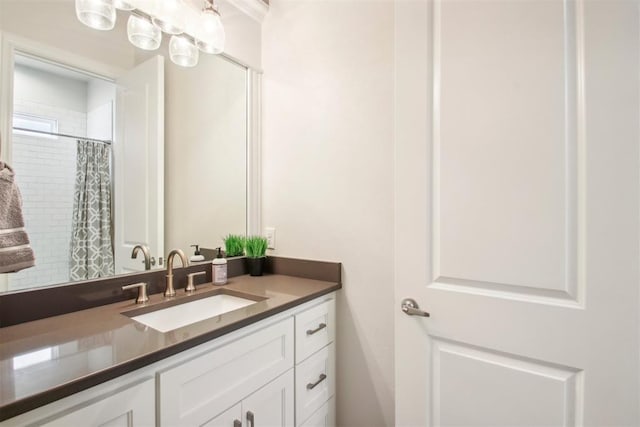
[1,293,336,427]
[159,296,336,427]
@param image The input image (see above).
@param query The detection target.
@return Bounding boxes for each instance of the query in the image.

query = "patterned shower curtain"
[70,140,114,280]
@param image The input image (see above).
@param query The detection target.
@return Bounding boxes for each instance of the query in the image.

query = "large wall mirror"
[0,1,260,293]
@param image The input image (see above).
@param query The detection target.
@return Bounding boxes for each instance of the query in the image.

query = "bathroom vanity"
[0,258,340,427]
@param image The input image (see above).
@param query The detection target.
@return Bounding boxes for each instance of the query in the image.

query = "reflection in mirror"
[0,1,249,293]
[10,54,117,289]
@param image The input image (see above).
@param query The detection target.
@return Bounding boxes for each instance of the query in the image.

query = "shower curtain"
[70,140,114,280]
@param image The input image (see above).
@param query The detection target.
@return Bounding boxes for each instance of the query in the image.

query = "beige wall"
[261,1,395,426]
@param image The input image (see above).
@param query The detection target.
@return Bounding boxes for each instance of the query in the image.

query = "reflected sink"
[126,293,262,332]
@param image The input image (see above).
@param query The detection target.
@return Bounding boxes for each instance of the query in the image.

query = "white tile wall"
[9,99,85,290]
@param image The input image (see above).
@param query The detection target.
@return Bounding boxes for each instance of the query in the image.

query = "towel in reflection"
[0,161,35,273]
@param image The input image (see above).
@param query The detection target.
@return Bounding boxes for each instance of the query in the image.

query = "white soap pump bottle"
[190,244,205,262]
[212,247,227,285]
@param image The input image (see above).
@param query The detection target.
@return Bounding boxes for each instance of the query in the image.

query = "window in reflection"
[12,347,56,370]
[13,113,59,139]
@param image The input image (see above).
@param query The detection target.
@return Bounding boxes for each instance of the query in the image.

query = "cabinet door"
[202,403,242,427]
[38,378,154,427]
[242,369,294,427]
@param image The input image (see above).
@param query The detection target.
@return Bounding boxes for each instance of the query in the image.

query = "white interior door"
[114,55,164,274]
[395,1,639,426]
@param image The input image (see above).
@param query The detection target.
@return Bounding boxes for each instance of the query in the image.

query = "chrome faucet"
[165,249,189,297]
[131,244,152,270]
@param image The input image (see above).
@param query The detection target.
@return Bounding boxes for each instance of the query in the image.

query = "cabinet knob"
[246,411,255,427]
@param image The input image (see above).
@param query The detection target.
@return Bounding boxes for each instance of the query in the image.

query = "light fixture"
[169,35,199,67]
[151,0,186,35]
[75,0,225,67]
[194,0,225,54]
[127,14,161,51]
[75,0,116,31]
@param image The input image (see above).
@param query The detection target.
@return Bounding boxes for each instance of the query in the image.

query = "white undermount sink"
[128,293,260,332]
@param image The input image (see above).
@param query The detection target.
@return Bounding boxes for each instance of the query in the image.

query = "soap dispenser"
[212,247,227,285]
[190,244,205,262]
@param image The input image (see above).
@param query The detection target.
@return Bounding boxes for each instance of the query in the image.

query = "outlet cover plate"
[265,227,276,249]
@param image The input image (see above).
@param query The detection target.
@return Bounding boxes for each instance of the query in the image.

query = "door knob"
[401,298,430,317]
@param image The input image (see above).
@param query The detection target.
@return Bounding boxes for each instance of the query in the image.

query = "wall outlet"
[265,227,276,249]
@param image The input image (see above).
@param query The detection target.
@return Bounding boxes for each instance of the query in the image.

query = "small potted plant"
[244,235,268,276]
[223,234,245,257]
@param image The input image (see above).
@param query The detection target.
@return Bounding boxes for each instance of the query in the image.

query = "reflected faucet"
[131,244,152,270]
[165,249,189,297]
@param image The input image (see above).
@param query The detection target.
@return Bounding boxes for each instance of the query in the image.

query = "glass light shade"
[75,0,116,31]
[195,10,225,54]
[113,0,134,10]
[152,0,186,35]
[127,15,161,51]
[169,35,199,67]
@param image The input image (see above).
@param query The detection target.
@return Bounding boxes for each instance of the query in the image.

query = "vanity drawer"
[299,397,335,427]
[295,342,335,426]
[158,317,294,426]
[295,299,335,363]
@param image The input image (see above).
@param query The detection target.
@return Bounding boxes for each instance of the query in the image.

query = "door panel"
[437,0,573,294]
[433,339,579,426]
[395,0,639,425]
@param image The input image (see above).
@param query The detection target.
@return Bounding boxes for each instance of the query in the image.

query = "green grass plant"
[245,235,268,258]
[224,234,246,257]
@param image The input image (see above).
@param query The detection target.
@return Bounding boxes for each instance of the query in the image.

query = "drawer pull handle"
[307,373,327,390]
[306,323,327,336]
[247,411,255,427]
[234,420,242,427]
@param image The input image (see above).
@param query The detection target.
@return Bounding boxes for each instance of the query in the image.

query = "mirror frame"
[0,31,262,293]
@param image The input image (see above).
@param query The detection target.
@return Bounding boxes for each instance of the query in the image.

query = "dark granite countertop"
[0,273,341,421]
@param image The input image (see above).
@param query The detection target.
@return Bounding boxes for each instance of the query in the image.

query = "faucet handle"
[122,282,149,304]
[186,271,207,293]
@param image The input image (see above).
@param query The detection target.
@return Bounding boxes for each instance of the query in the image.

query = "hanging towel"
[0,161,35,273]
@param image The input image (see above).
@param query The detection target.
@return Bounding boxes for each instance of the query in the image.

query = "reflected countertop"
[0,274,341,421]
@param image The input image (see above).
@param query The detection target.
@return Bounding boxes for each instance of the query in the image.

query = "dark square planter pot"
[246,257,266,276]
